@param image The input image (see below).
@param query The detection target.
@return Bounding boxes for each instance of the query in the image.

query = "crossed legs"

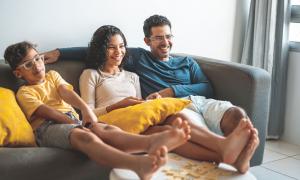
[70,127,167,180]
[88,118,190,154]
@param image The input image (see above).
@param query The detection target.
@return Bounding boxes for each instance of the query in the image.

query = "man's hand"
[106,96,144,112]
[146,92,162,100]
[42,49,60,64]
[146,88,174,100]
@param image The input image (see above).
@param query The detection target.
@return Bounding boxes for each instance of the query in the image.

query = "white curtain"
[240,0,290,138]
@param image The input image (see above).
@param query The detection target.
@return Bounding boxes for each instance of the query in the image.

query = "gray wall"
[0,0,245,61]
[283,51,300,146]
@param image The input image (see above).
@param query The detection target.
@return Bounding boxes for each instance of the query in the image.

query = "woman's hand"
[106,96,144,112]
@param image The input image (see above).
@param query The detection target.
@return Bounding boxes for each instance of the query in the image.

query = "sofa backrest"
[0,60,85,94]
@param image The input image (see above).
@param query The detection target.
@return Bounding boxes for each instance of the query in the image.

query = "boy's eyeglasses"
[17,54,44,70]
[149,34,174,42]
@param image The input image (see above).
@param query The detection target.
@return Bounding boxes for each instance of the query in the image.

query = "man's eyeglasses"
[149,34,174,42]
[17,54,44,70]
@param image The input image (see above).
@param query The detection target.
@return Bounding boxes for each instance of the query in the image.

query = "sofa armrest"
[0,63,24,92]
[173,53,271,166]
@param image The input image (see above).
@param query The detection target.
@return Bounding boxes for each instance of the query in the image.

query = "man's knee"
[224,106,247,121]
[221,106,247,135]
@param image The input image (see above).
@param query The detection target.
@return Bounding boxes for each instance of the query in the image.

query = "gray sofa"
[0,54,270,180]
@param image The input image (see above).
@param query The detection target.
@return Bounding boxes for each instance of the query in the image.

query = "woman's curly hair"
[86,25,128,70]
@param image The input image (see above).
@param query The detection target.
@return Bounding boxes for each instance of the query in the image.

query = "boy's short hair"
[143,15,172,38]
[4,41,37,70]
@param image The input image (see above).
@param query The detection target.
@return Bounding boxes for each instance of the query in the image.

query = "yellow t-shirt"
[16,70,79,130]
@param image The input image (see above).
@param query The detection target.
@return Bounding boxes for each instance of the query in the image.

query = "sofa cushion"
[99,98,190,134]
[0,87,35,146]
[0,147,111,180]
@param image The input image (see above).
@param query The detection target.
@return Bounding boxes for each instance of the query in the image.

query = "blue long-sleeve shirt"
[58,47,213,98]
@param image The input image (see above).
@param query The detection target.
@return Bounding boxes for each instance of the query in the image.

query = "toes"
[251,128,258,135]
[160,146,168,157]
[158,146,168,166]
[172,117,183,128]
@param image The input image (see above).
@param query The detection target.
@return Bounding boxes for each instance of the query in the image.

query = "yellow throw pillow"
[99,98,191,134]
[0,87,36,147]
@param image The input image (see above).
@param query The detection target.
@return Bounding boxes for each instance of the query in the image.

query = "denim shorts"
[35,112,83,149]
[182,95,234,135]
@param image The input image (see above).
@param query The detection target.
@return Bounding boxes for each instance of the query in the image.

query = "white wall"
[0,0,246,61]
[282,51,300,145]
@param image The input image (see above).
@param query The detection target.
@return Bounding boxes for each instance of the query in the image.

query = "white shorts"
[182,95,234,135]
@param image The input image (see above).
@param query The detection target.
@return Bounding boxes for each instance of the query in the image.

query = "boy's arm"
[33,104,75,124]
[57,84,97,125]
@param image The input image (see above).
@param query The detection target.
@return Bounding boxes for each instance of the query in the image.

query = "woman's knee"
[103,124,121,131]
[70,128,100,145]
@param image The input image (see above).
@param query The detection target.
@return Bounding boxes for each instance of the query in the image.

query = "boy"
[4,41,190,180]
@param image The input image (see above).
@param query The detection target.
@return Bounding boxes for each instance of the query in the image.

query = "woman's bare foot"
[148,117,190,155]
[221,118,251,164]
[135,146,168,180]
[233,128,259,173]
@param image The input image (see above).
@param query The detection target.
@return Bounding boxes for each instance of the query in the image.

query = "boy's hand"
[42,49,60,64]
[81,107,98,126]
[106,96,144,112]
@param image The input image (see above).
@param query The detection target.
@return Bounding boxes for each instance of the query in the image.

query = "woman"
[80,25,144,116]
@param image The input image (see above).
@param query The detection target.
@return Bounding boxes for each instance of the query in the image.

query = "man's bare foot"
[221,118,251,164]
[135,146,168,180]
[148,117,190,155]
[233,128,259,173]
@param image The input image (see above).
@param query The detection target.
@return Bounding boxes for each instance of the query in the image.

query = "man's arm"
[43,47,88,64]
[171,58,213,98]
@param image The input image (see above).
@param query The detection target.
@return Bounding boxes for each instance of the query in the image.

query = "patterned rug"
[110,153,256,180]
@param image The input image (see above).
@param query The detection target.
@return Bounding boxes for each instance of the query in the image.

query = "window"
[290,0,300,51]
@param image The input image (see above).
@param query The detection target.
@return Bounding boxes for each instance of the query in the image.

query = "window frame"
[290,5,300,52]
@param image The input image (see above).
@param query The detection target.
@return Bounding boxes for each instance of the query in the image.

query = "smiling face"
[14,48,46,85]
[104,34,126,69]
[144,25,173,61]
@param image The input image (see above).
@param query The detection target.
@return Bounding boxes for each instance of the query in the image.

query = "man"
[44,15,259,173]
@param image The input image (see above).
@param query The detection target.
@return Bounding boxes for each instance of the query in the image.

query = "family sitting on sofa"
[1,14,259,179]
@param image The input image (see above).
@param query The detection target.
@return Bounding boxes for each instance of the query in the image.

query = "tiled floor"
[250,140,300,180]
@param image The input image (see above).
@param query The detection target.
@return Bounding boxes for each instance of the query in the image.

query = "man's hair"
[86,25,128,70]
[143,15,172,38]
[4,41,36,70]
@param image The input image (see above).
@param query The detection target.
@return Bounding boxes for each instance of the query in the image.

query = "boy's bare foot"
[222,118,251,164]
[135,146,168,180]
[233,128,259,173]
[148,117,191,155]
